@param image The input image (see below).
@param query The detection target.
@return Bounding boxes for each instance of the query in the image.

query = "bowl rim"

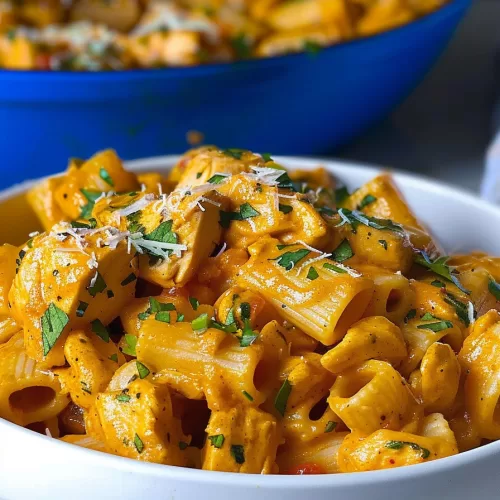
[0,0,470,81]
[2,152,499,487]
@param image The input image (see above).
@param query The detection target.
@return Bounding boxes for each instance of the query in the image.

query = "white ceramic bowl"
[1,156,499,500]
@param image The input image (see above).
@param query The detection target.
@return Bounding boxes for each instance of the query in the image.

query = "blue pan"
[0,0,471,187]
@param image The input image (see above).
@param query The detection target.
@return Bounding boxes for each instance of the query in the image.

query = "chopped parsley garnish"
[271,249,310,271]
[80,381,91,394]
[385,440,430,459]
[325,421,337,433]
[179,441,189,450]
[121,273,137,286]
[116,393,131,403]
[414,251,470,295]
[336,208,405,235]
[71,221,92,229]
[274,379,292,417]
[222,148,246,160]
[189,297,199,310]
[155,311,171,323]
[405,309,417,322]
[87,272,107,297]
[261,153,273,162]
[239,319,258,347]
[230,444,245,464]
[91,319,110,343]
[76,301,88,318]
[276,243,294,250]
[122,334,137,356]
[134,433,144,454]
[379,240,388,250]
[192,313,209,332]
[41,303,69,356]
[207,174,228,184]
[331,239,354,262]
[335,186,349,205]
[444,293,471,326]
[196,172,202,179]
[307,267,319,280]
[126,211,145,234]
[219,203,260,228]
[242,390,254,401]
[109,353,119,363]
[323,261,347,274]
[99,167,114,187]
[279,204,293,214]
[303,40,322,56]
[431,280,445,288]
[139,297,176,321]
[489,278,500,301]
[357,194,377,210]
[240,302,251,320]
[231,34,251,59]
[136,361,150,379]
[142,220,179,259]
[417,320,453,332]
[80,189,102,219]
[208,434,225,449]
[421,312,439,321]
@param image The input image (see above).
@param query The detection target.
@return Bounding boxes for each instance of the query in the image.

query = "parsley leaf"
[405,309,417,322]
[189,297,199,310]
[122,334,137,356]
[240,203,260,219]
[357,194,377,210]
[444,293,471,326]
[335,186,349,205]
[208,434,225,448]
[303,40,322,56]
[143,220,178,257]
[323,262,347,274]
[325,421,337,433]
[109,353,118,363]
[274,379,292,417]
[207,174,228,184]
[91,319,110,343]
[155,311,171,323]
[261,153,273,162]
[87,272,107,297]
[336,208,405,235]
[117,393,131,403]
[80,189,102,219]
[379,240,388,250]
[242,390,254,401]
[278,204,293,214]
[431,279,445,288]
[99,167,114,187]
[271,249,310,271]
[417,320,453,332]
[230,444,245,464]
[76,301,88,318]
[231,34,251,59]
[239,319,258,347]
[136,361,150,379]
[41,303,69,356]
[331,239,354,262]
[385,440,430,459]
[222,148,246,160]
[134,433,144,454]
[489,278,500,301]
[307,266,319,280]
[414,251,470,295]
[219,203,260,228]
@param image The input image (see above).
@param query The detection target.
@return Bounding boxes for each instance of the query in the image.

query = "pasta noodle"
[0,144,499,475]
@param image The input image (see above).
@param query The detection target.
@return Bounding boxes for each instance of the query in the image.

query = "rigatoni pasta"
[0,144,499,476]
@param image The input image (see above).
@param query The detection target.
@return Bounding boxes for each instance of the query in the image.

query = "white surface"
[2,156,500,500]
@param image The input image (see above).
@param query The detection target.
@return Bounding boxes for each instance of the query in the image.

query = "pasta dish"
[0,0,450,70]
[0,146,499,474]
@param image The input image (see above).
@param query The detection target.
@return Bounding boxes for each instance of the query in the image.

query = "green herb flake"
[414,252,470,295]
[335,186,349,205]
[240,203,260,220]
[192,313,209,332]
[303,40,322,56]
[177,313,185,322]
[80,189,102,219]
[71,221,92,229]
[41,303,69,356]
[122,334,137,356]
[307,266,319,281]
[121,273,137,286]
[336,208,405,235]
[385,440,430,459]
[230,444,245,464]
[240,302,251,320]
[143,220,178,258]
[222,148,247,160]
[207,174,228,184]
[76,301,88,318]
[261,153,273,162]
[179,441,189,450]
[91,319,110,343]
[421,312,439,321]
[278,204,293,214]
[116,393,131,403]
[357,194,377,210]
[231,34,251,59]
[189,297,199,310]
[196,172,202,179]
[417,320,453,332]
[274,379,292,417]
[87,272,107,297]
[208,434,225,449]
[379,240,388,250]
[431,280,445,288]
[271,249,310,271]
[444,293,471,326]
[80,381,91,394]
[489,279,500,301]
[155,311,171,323]
[99,167,114,187]
[325,421,337,433]
[331,239,354,262]
[405,309,417,322]
[109,353,119,363]
[242,390,254,401]
[323,262,347,274]
[134,433,144,454]
[136,361,150,379]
